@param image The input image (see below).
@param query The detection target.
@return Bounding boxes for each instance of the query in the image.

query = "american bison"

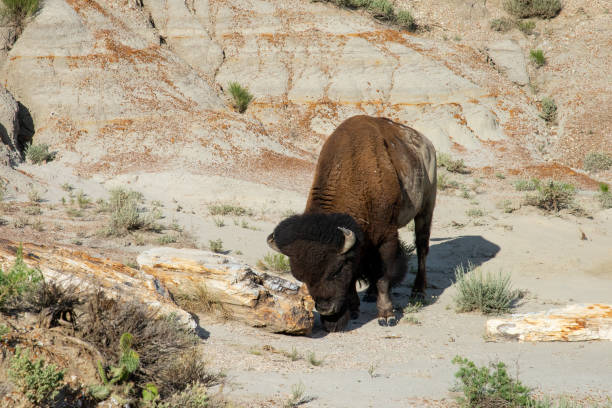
[267,115,437,331]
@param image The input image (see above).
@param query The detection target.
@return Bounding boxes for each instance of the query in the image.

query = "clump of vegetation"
[490,17,514,31]
[228,82,254,113]
[104,188,160,236]
[540,97,557,122]
[173,284,230,319]
[9,347,65,405]
[395,10,416,30]
[517,19,536,34]
[453,263,520,314]
[598,183,612,209]
[437,152,469,173]
[452,356,535,407]
[161,381,217,407]
[284,382,311,408]
[583,152,612,172]
[466,208,485,218]
[524,180,576,212]
[90,332,140,401]
[529,49,546,67]
[157,234,178,245]
[437,173,460,191]
[514,177,540,191]
[503,0,562,19]
[316,0,418,31]
[25,142,54,164]
[257,253,290,273]
[208,239,224,253]
[208,203,252,217]
[367,0,395,21]
[307,352,323,366]
[0,0,39,39]
[0,244,43,310]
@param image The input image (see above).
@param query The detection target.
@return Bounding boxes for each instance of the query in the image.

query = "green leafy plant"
[529,49,546,67]
[91,332,140,401]
[0,244,43,309]
[228,82,254,113]
[8,347,65,405]
[25,142,53,164]
[452,356,534,407]
[503,0,562,19]
[583,152,612,172]
[453,263,520,314]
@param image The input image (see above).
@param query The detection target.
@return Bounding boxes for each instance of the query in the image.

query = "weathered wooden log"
[486,304,612,342]
[0,239,195,328]
[137,247,315,335]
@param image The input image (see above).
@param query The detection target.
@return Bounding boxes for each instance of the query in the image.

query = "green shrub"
[257,253,290,273]
[503,0,562,19]
[104,188,159,236]
[514,177,540,191]
[9,347,65,405]
[209,239,224,253]
[524,180,575,212]
[598,184,612,209]
[452,356,534,407]
[0,244,43,309]
[25,143,54,164]
[228,82,253,113]
[540,97,557,122]
[396,10,416,31]
[530,49,546,67]
[517,19,536,34]
[490,17,514,31]
[453,263,520,314]
[367,0,394,20]
[583,152,612,172]
[437,152,468,173]
[157,234,178,245]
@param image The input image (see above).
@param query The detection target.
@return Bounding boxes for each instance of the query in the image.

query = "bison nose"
[315,299,334,315]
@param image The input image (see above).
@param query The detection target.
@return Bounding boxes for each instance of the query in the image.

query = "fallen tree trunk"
[137,247,315,335]
[486,304,612,342]
[0,239,195,328]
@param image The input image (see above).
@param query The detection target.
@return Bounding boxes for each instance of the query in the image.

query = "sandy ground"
[1,161,611,407]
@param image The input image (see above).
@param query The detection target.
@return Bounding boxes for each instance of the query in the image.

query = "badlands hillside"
[0,0,611,407]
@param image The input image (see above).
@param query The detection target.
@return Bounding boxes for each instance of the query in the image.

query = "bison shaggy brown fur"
[268,115,437,331]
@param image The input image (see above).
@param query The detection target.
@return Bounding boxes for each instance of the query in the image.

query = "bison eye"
[327,264,344,280]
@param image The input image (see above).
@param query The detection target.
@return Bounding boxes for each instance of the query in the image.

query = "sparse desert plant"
[104,188,160,236]
[396,10,416,30]
[496,199,517,213]
[0,244,43,309]
[524,180,575,212]
[283,347,301,362]
[583,152,612,172]
[162,381,213,408]
[208,203,252,217]
[307,352,323,366]
[540,97,557,122]
[213,217,225,227]
[453,263,520,314]
[530,49,546,66]
[438,153,468,173]
[61,183,74,192]
[517,19,536,34]
[437,173,459,191]
[466,208,485,218]
[173,284,230,319]
[284,382,310,408]
[495,172,506,179]
[503,0,562,19]
[452,356,534,407]
[157,234,178,245]
[257,252,291,273]
[9,347,65,405]
[66,207,84,218]
[514,177,540,191]
[367,0,394,21]
[598,183,612,209]
[31,218,44,231]
[25,142,53,164]
[28,187,42,203]
[228,82,253,113]
[490,17,514,31]
[24,205,42,215]
[209,239,224,253]
[402,315,421,325]
[76,190,91,209]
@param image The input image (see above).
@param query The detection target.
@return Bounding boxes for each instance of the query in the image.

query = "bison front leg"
[376,236,400,327]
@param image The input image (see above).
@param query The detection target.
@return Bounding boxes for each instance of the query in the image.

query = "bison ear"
[267,233,282,253]
[338,227,356,254]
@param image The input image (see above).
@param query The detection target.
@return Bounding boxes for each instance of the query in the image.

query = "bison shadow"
[310,235,500,336]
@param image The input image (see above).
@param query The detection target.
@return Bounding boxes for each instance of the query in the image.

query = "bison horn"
[267,233,281,253]
[338,227,356,254]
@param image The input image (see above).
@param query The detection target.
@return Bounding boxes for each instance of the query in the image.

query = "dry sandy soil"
[1,159,611,407]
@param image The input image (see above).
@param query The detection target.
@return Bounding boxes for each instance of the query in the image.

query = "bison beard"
[267,115,437,332]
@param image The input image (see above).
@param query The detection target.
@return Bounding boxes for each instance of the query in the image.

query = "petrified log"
[486,304,612,342]
[0,239,194,328]
[137,247,315,335]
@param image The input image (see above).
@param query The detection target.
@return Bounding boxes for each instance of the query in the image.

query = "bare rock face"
[0,87,20,166]
[137,247,315,335]
[486,40,529,86]
[486,304,612,342]
[0,239,195,328]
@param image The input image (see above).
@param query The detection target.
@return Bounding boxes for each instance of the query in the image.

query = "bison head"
[267,213,364,332]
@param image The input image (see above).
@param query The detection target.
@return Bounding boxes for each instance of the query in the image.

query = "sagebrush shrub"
[25,143,53,164]
[453,263,520,314]
[228,82,253,113]
[503,0,562,19]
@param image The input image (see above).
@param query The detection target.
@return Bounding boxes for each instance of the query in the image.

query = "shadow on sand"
[310,235,501,336]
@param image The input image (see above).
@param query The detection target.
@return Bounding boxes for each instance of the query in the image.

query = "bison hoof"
[377,316,397,327]
[410,290,426,301]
